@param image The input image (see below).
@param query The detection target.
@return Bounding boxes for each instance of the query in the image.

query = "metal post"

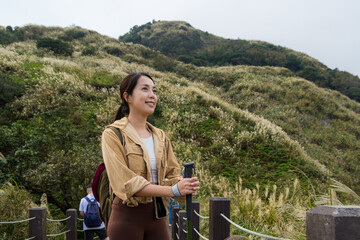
[192,201,200,240]
[306,206,360,240]
[66,209,77,240]
[172,206,180,240]
[179,210,187,240]
[209,197,230,240]
[29,207,46,240]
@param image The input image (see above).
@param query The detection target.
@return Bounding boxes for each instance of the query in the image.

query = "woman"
[101,72,200,239]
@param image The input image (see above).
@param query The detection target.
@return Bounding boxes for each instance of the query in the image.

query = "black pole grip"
[183,162,195,178]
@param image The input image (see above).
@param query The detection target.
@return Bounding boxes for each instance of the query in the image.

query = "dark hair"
[112,72,154,122]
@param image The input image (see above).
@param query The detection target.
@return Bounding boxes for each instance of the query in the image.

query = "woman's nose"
[149,91,157,99]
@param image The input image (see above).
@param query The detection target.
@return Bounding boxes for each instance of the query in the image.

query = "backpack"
[92,126,125,228]
[84,197,102,228]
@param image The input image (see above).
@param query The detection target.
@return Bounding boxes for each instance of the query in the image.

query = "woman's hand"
[177,176,200,196]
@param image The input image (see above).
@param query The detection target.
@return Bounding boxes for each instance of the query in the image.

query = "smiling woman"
[101,72,200,240]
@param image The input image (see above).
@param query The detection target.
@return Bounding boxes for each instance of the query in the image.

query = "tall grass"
[195,167,307,239]
[0,178,66,239]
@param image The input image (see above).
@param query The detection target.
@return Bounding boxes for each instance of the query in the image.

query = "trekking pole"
[183,162,195,240]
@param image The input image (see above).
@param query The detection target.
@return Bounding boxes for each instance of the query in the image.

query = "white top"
[141,133,158,184]
[79,193,105,230]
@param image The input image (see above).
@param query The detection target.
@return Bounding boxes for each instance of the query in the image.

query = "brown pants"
[107,197,169,240]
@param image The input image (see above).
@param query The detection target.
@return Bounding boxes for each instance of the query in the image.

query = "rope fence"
[2,197,358,239]
[172,198,298,240]
[220,213,293,240]
[193,227,209,240]
[46,216,71,222]
[194,210,209,219]
[0,217,35,224]
[0,208,79,239]
[46,229,71,237]
[24,236,36,240]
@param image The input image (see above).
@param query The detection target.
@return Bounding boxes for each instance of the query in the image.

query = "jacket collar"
[108,118,166,173]
[109,117,165,144]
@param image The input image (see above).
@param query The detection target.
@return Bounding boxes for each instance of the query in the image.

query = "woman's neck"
[128,114,150,138]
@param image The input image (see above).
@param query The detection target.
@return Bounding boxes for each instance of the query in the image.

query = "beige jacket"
[101,117,181,207]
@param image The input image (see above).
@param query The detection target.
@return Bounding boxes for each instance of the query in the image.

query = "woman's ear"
[123,92,129,103]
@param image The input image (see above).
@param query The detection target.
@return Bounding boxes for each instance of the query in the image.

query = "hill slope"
[1,24,359,238]
[119,20,360,102]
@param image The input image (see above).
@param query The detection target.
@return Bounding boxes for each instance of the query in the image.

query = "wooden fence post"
[172,206,180,240]
[179,210,187,240]
[209,197,230,240]
[192,201,200,240]
[29,207,46,240]
[66,209,77,240]
[306,206,360,239]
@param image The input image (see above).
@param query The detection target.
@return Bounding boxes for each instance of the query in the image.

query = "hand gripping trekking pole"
[183,162,195,240]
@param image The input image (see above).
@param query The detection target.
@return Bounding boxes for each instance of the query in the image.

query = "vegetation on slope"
[118,20,360,102]
[0,25,359,238]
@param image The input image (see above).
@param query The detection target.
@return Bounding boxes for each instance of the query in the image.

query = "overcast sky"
[1,0,359,77]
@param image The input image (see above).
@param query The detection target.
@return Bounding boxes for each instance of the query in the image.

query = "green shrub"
[81,46,96,56]
[152,54,176,72]
[0,74,25,107]
[60,29,87,41]
[88,71,122,88]
[36,38,74,56]
[103,45,123,57]
[0,29,17,45]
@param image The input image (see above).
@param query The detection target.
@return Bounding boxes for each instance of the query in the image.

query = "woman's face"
[126,76,157,117]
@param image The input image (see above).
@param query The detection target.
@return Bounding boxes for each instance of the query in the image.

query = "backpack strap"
[85,196,91,203]
[108,126,125,146]
[108,126,128,165]
[107,126,128,203]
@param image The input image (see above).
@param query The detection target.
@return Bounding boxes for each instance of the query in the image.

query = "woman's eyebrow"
[140,84,156,88]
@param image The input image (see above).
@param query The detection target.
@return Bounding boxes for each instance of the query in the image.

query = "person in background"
[168,198,180,226]
[102,72,200,239]
[79,185,109,240]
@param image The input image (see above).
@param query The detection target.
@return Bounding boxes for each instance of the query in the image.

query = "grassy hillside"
[1,25,359,239]
[119,20,360,102]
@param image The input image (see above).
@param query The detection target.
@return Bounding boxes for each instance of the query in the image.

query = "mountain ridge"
[119,20,360,102]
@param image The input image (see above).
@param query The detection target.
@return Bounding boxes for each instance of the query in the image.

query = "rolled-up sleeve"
[101,128,150,206]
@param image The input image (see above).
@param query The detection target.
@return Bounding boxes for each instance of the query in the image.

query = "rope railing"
[2,208,81,239]
[194,210,209,219]
[77,218,84,221]
[46,216,71,222]
[24,236,36,240]
[182,228,188,233]
[193,227,209,240]
[0,217,35,224]
[220,213,293,240]
[46,229,71,237]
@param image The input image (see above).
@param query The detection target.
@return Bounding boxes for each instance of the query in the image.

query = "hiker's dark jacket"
[101,117,181,207]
